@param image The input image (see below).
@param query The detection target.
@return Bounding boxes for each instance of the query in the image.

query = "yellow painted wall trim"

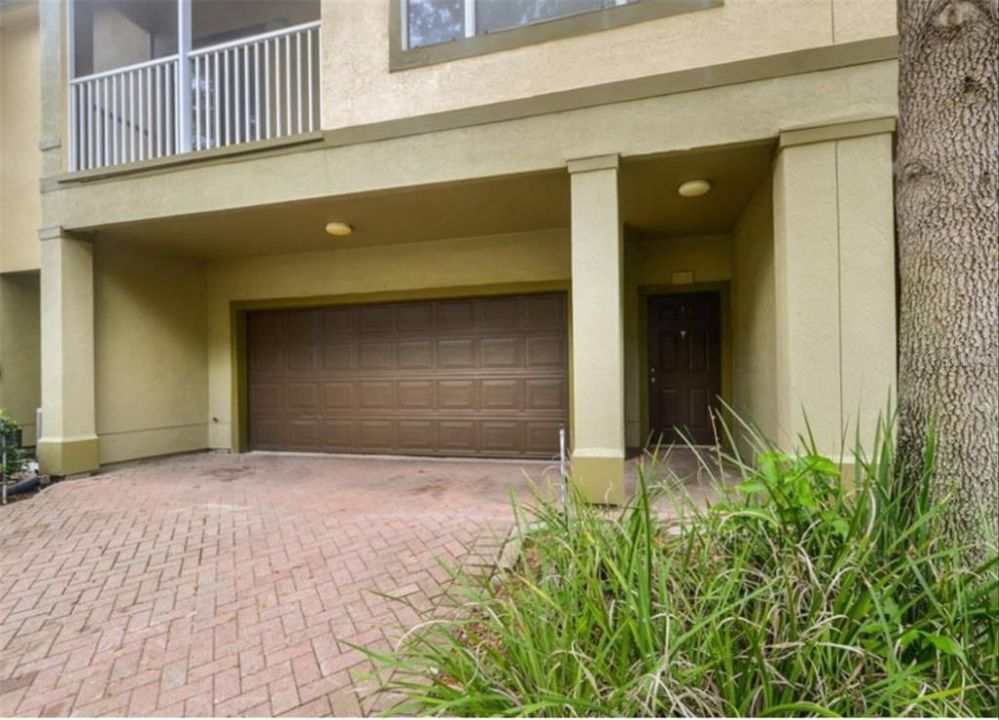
[779,117,897,149]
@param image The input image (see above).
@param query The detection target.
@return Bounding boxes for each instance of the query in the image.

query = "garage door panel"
[286,309,320,340]
[439,421,477,452]
[526,336,566,367]
[478,297,521,329]
[398,340,433,369]
[481,379,520,410]
[526,421,563,455]
[248,293,568,458]
[398,420,434,449]
[287,383,319,410]
[251,345,284,373]
[250,383,283,409]
[438,339,476,369]
[481,421,521,453]
[251,419,285,448]
[323,420,353,449]
[359,305,394,334]
[398,381,433,409]
[288,420,320,447]
[358,382,394,409]
[323,344,354,371]
[438,380,475,409]
[357,420,394,449]
[359,342,394,369]
[526,294,566,329]
[481,337,521,368]
[438,301,474,332]
[249,312,285,342]
[526,378,566,410]
[287,345,318,371]
[322,382,353,409]
[321,307,355,336]
[396,304,434,332]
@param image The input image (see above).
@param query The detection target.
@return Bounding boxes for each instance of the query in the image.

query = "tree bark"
[896,0,998,554]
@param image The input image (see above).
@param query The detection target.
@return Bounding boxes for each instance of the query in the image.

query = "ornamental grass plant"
[362,412,999,717]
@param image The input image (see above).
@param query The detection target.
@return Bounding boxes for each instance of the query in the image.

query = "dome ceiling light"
[325,221,354,237]
[677,179,712,198]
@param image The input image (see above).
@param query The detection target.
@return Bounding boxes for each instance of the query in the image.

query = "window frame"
[389,0,724,72]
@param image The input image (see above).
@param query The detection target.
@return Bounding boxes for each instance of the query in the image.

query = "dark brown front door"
[246,293,569,459]
[648,292,722,446]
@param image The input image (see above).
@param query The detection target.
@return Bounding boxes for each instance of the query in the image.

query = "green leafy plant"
[361,411,999,717]
[0,410,26,477]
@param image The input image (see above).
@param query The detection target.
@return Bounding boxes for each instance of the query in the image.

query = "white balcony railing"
[69,21,321,172]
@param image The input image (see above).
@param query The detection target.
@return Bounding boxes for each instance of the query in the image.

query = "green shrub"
[0,410,25,477]
[362,413,999,717]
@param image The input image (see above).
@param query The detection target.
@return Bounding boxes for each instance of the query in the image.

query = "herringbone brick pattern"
[0,453,542,717]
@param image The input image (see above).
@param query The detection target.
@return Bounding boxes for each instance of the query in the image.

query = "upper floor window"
[404,0,645,50]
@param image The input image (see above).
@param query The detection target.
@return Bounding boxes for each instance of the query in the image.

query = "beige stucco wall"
[321,0,896,128]
[0,271,40,445]
[91,224,772,468]
[568,157,625,502]
[205,229,570,450]
[834,132,897,447]
[730,173,778,448]
[773,131,896,456]
[44,58,899,233]
[0,1,41,273]
[21,0,899,473]
[93,241,209,464]
[623,234,732,447]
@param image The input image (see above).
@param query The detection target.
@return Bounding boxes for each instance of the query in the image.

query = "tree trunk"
[896,0,998,554]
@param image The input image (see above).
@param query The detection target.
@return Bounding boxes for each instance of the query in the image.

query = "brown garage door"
[247,292,568,458]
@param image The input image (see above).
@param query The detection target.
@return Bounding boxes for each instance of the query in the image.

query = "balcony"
[67,0,320,172]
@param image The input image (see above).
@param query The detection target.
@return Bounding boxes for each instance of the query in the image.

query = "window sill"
[389,0,724,72]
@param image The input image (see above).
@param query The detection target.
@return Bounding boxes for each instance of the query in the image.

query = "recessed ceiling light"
[325,221,354,237]
[677,179,712,198]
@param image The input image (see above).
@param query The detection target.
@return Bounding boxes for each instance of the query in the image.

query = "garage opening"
[246,292,568,459]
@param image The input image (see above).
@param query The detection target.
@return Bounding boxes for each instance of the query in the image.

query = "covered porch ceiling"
[92,140,775,260]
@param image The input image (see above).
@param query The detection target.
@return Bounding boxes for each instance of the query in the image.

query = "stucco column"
[773,122,896,456]
[37,228,99,475]
[568,154,625,504]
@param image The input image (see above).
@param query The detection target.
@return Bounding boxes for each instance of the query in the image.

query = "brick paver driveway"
[0,452,555,717]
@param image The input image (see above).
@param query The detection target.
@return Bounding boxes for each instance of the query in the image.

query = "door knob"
[680,330,687,339]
